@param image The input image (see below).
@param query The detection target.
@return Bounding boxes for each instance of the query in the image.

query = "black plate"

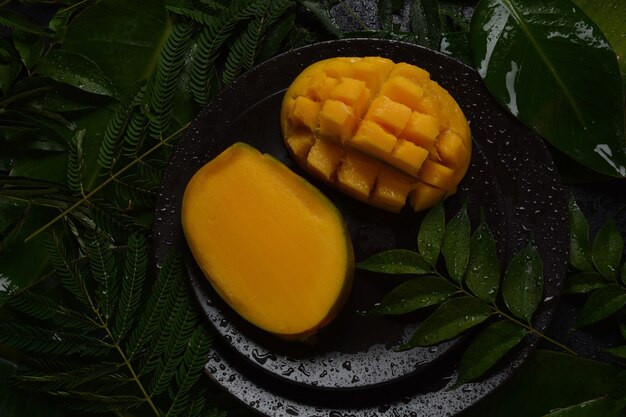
[152,39,568,416]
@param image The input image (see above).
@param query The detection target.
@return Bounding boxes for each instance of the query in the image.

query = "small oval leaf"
[465,216,500,303]
[563,271,609,294]
[576,284,626,328]
[356,249,432,275]
[568,197,595,272]
[592,218,623,281]
[399,296,493,349]
[441,204,470,283]
[418,200,445,266]
[502,240,544,322]
[367,276,458,316]
[457,320,527,385]
[35,49,118,97]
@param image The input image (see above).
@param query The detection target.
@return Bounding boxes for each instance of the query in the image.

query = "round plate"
[152,39,568,416]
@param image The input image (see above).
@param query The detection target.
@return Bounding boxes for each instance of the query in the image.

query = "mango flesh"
[181,142,354,340]
[281,57,472,213]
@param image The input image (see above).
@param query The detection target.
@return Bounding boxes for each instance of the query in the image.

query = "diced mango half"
[281,56,472,212]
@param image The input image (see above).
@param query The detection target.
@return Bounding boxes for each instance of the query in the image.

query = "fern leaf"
[147,296,199,396]
[14,363,124,391]
[88,198,148,244]
[125,251,184,359]
[8,291,95,331]
[45,232,93,308]
[85,232,118,322]
[97,87,145,170]
[66,129,86,195]
[138,159,167,186]
[48,391,144,412]
[148,19,194,139]
[113,233,148,340]
[165,326,213,417]
[190,0,263,105]
[113,175,158,209]
[0,324,109,357]
[121,110,149,159]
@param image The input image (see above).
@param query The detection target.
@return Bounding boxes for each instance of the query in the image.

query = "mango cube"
[390,62,430,82]
[308,73,339,101]
[336,151,379,200]
[420,160,455,190]
[330,77,371,117]
[291,96,321,130]
[365,95,411,135]
[318,100,358,143]
[409,181,447,212]
[350,120,398,160]
[371,168,413,213]
[387,139,429,177]
[401,111,439,152]
[381,76,424,110]
[306,138,345,181]
[286,131,315,160]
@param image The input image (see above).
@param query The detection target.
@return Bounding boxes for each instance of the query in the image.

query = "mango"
[182,143,354,340]
[281,57,472,213]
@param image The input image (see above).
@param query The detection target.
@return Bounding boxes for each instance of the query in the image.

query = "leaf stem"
[24,123,190,242]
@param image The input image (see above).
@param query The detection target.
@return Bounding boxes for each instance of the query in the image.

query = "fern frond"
[190,0,264,105]
[98,87,146,170]
[113,233,148,340]
[195,0,227,14]
[222,3,270,84]
[45,232,93,308]
[66,129,86,195]
[138,159,167,186]
[0,324,109,357]
[7,291,96,331]
[148,19,194,139]
[121,110,149,159]
[165,326,213,417]
[85,232,118,322]
[88,198,148,244]
[48,391,144,412]
[14,363,124,391]
[113,176,158,208]
[125,251,184,359]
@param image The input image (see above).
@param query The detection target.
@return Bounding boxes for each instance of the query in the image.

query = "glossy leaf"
[440,31,472,65]
[543,398,615,417]
[35,49,118,98]
[399,296,493,349]
[576,284,626,328]
[457,320,527,385]
[502,240,544,322]
[366,276,458,315]
[62,0,170,95]
[563,271,609,294]
[13,32,44,70]
[356,249,432,275]
[465,216,500,303]
[418,201,445,266]
[441,204,470,283]
[470,0,626,178]
[409,0,442,49]
[568,197,595,272]
[592,218,623,281]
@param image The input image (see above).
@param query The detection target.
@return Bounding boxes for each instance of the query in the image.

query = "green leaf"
[470,0,626,178]
[0,11,45,35]
[300,0,343,38]
[409,0,442,49]
[255,6,295,62]
[13,31,45,69]
[576,284,626,328]
[62,0,170,96]
[465,215,500,303]
[366,275,458,315]
[85,232,119,322]
[356,249,432,274]
[441,204,470,282]
[543,397,616,417]
[399,296,493,349]
[417,200,445,266]
[35,49,118,98]
[0,41,21,95]
[568,197,595,272]
[457,320,527,385]
[0,324,108,357]
[502,240,544,322]
[378,0,394,32]
[564,271,609,294]
[440,31,472,65]
[606,345,626,360]
[592,218,623,281]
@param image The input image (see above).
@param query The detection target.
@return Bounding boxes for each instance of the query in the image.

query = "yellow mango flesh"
[281,57,472,213]
[182,142,354,339]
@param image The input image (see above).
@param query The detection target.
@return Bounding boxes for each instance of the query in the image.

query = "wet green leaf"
[465,216,500,303]
[440,31,472,65]
[409,0,442,49]
[418,200,445,266]
[441,204,470,283]
[576,284,626,328]
[357,249,432,275]
[568,197,595,272]
[543,397,615,417]
[457,320,527,385]
[366,275,458,315]
[470,0,626,178]
[399,296,493,349]
[13,32,44,70]
[300,1,343,38]
[502,240,544,322]
[564,271,609,294]
[592,217,623,281]
[35,49,118,98]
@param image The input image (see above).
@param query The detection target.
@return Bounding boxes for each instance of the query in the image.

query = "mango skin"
[281,57,472,213]
[181,142,354,341]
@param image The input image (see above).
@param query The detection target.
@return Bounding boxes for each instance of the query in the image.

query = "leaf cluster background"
[0,0,625,416]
